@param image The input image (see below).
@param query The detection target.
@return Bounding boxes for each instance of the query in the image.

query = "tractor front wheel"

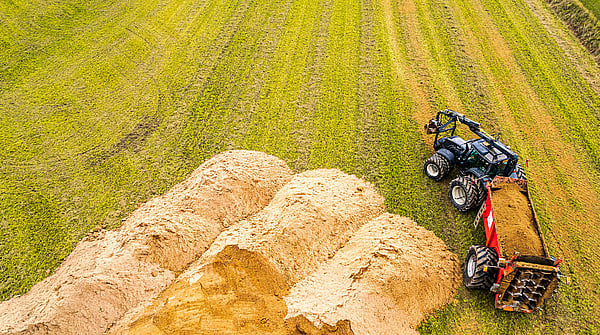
[448,175,479,211]
[423,153,452,181]
[463,245,499,290]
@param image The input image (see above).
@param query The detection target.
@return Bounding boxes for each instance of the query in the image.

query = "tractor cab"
[463,139,518,178]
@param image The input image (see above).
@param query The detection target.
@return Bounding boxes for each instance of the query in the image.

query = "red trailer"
[463,176,562,312]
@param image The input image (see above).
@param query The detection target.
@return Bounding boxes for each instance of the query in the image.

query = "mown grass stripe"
[371,0,473,255]
[289,0,333,171]
[234,0,322,163]
[355,0,382,182]
[308,0,361,172]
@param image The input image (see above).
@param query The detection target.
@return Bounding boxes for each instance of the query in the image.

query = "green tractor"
[423,109,526,211]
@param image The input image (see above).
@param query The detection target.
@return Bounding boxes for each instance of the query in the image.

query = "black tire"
[423,153,452,181]
[448,175,479,211]
[472,175,487,206]
[463,245,499,290]
[515,164,526,180]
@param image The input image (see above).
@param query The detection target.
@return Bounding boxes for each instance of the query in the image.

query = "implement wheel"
[423,153,452,181]
[448,175,479,211]
[463,245,498,290]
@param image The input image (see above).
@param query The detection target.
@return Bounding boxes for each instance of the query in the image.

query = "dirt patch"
[0,150,292,335]
[89,116,160,165]
[284,214,461,335]
[491,183,545,257]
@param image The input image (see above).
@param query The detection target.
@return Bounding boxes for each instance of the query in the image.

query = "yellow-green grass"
[578,0,600,21]
[545,0,600,61]
[2,0,600,333]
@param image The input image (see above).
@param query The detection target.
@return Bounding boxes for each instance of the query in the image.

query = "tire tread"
[424,153,451,181]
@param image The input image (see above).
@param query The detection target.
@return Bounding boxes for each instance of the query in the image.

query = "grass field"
[1,0,600,333]
[579,0,600,19]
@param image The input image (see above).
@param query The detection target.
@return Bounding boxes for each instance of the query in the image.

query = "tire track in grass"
[412,0,509,130]
[289,0,332,172]
[225,0,296,154]
[399,0,465,114]
[309,0,361,172]
[380,0,436,128]
[355,0,382,182]
[200,0,289,150]
[176,0,256,160]
[370,0,467,253]
[236,0,324,165]
[155,0,255,165]
[384,0,485,251]
[229,0,294,131]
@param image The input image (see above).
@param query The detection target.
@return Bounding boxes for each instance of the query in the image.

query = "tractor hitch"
[425,119,441,134]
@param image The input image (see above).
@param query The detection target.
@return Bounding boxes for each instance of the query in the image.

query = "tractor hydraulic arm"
[439,109,481,133]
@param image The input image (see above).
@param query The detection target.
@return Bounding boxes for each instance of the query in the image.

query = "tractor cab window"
[465,149,481,167]
[489,159,508,176]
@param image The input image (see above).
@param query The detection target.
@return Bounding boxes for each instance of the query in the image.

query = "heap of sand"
[0,150,292,335]
[107,171,460,335]
[0,152,462,335]
[284,214,461,335]
[106,169,386,334]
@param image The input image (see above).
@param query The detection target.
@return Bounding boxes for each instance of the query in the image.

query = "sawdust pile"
[491,183,545,257]
[122,150,294,272]
[0,152,461,335]
[284,214,461,335]
[111,245,291,335]
[107,169,386,334]
[196,169,387,283]
[0,150,292,335]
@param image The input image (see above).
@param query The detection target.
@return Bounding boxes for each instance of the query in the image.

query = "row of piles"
[0,151,461,335]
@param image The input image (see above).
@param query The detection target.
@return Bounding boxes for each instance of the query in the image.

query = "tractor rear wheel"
[448,175,479,211]
[463,245,498,290]
[423,153,451,181]
[472,175,487,206]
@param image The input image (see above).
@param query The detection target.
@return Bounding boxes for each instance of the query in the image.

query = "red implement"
[473,176,561,313]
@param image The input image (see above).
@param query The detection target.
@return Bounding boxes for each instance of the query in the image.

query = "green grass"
[579,0,600,20]
[2,0,600,333]
[545,0,600,60]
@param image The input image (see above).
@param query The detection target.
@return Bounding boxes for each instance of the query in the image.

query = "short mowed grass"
[579,0,600,19]
[2,0,600,333]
